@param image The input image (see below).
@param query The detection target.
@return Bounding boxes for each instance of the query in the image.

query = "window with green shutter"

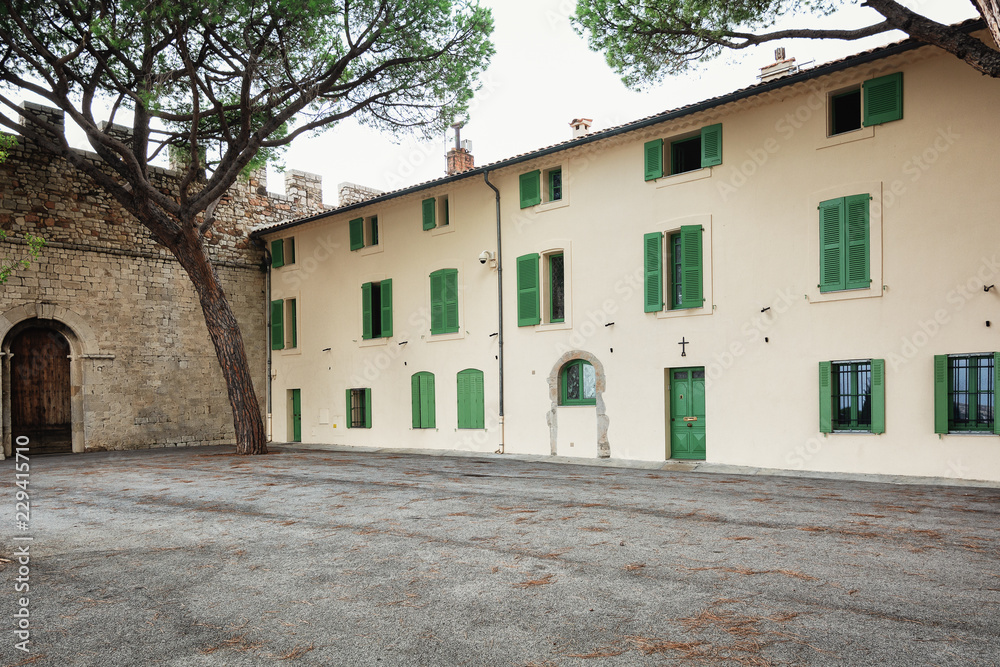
[411,372,436,428]
[516,254,540,326]
[519,170,541,208]
[270,299,284,350]
[863,72,903,127]
[422,197,436,230]
[643,232,663,312]
[700,124,722,167]
[271,239,285,268]
[549,253,565,323]
[646,124,722,180]
[935,353,998,434]
[429,269,459,334]
[361,280,392,339]
[819,194,870,293]
[457,368,485,429]
[678,225,704,309]
[285,238,295,265]
[547,168,563,202]
[346,388,372,428]
[820,359,885,433]
[349,217,364,250]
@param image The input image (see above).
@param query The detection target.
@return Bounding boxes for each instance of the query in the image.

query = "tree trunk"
[170,227,268,455]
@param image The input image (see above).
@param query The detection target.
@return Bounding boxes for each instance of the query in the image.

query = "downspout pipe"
[254,237,273,442]
[483,171,504,454]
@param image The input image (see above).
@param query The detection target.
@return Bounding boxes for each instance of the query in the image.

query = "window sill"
[809,285,881,304]
[277,347,302,357]
[535,197,569,213]
[358,244,384,256]
[818,125,873,150]
[655,167,712,189]
[943,430,996,436]
[831,429,875,434]
[359,337,389,348]
[426,330,463,342]
[655,304,712,320]
[537,321,572,332]
[431,224,455,237]
[559,402,596,408]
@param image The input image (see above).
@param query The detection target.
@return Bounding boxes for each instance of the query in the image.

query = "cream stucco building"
[253,23,1000,484]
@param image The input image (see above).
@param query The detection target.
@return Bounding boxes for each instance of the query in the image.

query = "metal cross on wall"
[678,337,688,357]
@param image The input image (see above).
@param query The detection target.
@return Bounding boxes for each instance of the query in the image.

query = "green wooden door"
[290,389,302,442]
[669,367,706,460]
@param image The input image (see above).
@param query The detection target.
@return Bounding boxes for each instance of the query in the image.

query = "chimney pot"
[570,118,593,139]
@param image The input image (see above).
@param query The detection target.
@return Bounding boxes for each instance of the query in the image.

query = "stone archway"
[1,303,108,457]
[546,350,610,458]
[9,326,72,454]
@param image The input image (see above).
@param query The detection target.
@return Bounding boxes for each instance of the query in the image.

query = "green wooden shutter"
[349,217,364,250]
[346,389,353,429]
[871,358,885,434]
[288,299,297,348]
[845,194,870,290]
[457,369,485,429]
[420,373,436,428]
[863,72,903,126]
[819,361,833,433]
[271,239,284,268]
[457,371,470,429]
[430,271,445,334]
[380,279,393,338]
[679,225,703,309]
[443,270,459,333]
[411,375,420,427]
[516,253,540,326]
[819,198,845,292]
[361,282,373,340]
[270,299,284,350]
[422,197,436,230]
[643,232,663,312]
[519,170,541,208]
[471,371,484,429]
[364,387,372,429]
[291,389,301,442]
[934,354,949,434]
[644,139,663,181]
[700,124,722,167]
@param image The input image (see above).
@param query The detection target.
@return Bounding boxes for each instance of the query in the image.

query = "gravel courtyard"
[2,445,999,666]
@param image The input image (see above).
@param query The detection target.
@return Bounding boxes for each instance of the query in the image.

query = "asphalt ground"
[2,445,999,667]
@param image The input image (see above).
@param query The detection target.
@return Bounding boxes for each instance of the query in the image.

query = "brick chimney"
[446,122,475,175]
[570,118,593,139]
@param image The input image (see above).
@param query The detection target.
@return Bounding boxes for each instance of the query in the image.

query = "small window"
[644,124,722,181]
[546,168,562,202]
[411,372,436,428]
[549,253,565,323]
[819,194,870,293]
[362,280,392,340]
[936,354,997,434]
[271,238,294,267]
[560,359,596,406]
[422,197,450,230]
[271,298,297,349]
[830,88,862,136]
[350,217,379,250]
[368,215,379,246]
[346,388,372,429]
[670,135,701,175]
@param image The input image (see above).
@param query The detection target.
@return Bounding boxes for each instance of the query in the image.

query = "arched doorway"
[10,326,72,454]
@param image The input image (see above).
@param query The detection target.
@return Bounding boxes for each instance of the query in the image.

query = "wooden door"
[669,367,706,460]
[289,389,302,442]
[11,327,72,454]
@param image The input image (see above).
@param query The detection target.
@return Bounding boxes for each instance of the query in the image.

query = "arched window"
[560,359,596,406]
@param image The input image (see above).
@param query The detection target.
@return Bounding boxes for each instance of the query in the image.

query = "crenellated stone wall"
[0,102,328,454]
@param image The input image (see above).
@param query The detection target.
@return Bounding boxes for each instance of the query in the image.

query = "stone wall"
[0,103,327,453]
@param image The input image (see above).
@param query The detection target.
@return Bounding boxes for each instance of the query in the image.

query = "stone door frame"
[0,303,110,457]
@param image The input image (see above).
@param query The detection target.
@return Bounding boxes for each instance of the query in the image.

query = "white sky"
[276,0,975,204]
[31,0,976,204]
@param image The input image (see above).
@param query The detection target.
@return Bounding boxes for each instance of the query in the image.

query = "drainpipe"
[483,171,504,454]
[254,237,273,442]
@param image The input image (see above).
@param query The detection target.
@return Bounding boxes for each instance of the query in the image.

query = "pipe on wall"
[483,171,504,454]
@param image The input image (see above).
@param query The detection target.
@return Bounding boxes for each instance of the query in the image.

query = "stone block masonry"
[0,103,328,454]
